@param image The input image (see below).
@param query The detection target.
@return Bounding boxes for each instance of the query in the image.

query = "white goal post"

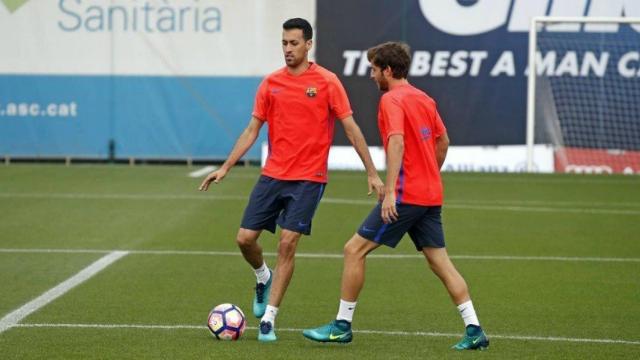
[526,16,640,174]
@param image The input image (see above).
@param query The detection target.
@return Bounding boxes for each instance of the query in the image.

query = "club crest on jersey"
[420,127,431,140]
[306,87,317,97]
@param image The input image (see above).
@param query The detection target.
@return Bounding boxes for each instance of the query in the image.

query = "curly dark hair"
[367,42,411,79]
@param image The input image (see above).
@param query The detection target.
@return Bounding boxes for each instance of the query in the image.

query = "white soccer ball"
[207,303,246,341]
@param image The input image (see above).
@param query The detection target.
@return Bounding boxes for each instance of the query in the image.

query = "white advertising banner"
[261,144,554,173]
[261,143,387,171]
[442,145,554,173]
[0,0,316,76]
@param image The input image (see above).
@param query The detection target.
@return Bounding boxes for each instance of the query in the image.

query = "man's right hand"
[199,168,228,191]
[380,191,398,224]
[367,174,385,202]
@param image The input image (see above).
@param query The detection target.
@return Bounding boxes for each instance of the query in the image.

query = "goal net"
[526,17,640,174]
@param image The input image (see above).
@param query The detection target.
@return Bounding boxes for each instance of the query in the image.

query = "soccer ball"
[207,303,246,340]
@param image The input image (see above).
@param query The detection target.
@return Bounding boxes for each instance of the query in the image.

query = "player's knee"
[425,253,449,273]
[235,237,251,250]
[427,256,462,282]
[277,238,298,257]
[427,260,444,275]
[343,241,357,258]
[236,231,256,249]
[343,238,365,260]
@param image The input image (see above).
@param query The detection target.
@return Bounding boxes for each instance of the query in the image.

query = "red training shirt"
[377,83,447,206]
[252,63,352,183]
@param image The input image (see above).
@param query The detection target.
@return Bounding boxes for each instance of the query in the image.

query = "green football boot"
[302,320,353,343]
[252,270,272,318]
[452,325,489,350]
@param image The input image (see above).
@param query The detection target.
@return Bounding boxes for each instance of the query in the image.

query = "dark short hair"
[367,42,411,79]
[283,18,313,41]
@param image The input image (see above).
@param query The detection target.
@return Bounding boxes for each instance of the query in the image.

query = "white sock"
[457,300,480,327]
[254,262,271,284]
[336,299,357,323]
[261,305,278,326]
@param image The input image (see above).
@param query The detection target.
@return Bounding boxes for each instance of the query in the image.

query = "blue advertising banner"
[317,0,640,146]
[0,75,262,159]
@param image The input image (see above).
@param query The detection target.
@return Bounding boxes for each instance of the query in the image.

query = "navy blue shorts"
[357,203,445,251]
[240,175,326,235]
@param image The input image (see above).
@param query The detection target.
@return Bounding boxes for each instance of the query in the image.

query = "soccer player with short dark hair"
[303,41,489,350]
[199,18,384,342]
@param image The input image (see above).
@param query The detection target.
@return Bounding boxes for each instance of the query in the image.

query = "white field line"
[447,199,640,208]
[188,166,217,178]
[0,251,129,334]
[12,323,640,346]
[3,165,636,184]
[326,171,640,185]
[0,248,639,263]
[442,176,640,185]
[1,192,639,215]
[188,171,640,185]
[445,204,640,215]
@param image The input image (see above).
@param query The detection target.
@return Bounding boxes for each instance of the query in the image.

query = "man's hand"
[199,168,228,191]
[367,174,385,202]
[381,191,398,224]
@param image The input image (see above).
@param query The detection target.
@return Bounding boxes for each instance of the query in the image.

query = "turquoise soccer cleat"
[452,325,489,350]
[258,320,277,342]
[252,270,272,318]
[302,320,353,343]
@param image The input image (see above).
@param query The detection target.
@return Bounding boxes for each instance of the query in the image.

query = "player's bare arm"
[382,134,404,223]
[341,115,385,199]
[436,132,450,169]
[199,117,264,191]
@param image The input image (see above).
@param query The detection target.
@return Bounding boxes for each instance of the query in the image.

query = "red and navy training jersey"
[252,63,352,183]
[377,83,447,206]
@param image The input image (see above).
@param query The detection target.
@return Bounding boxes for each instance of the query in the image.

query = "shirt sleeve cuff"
[336,111,354,121]
[251,112,267,121]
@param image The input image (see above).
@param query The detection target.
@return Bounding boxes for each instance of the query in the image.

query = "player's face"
[282,29,311,68]
[370,64,389,92]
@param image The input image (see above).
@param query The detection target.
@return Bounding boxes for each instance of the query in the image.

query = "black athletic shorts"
[241,175,325,235]
[357,203,445,250]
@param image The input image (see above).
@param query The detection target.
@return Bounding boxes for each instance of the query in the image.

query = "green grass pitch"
[0,164,639,359]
